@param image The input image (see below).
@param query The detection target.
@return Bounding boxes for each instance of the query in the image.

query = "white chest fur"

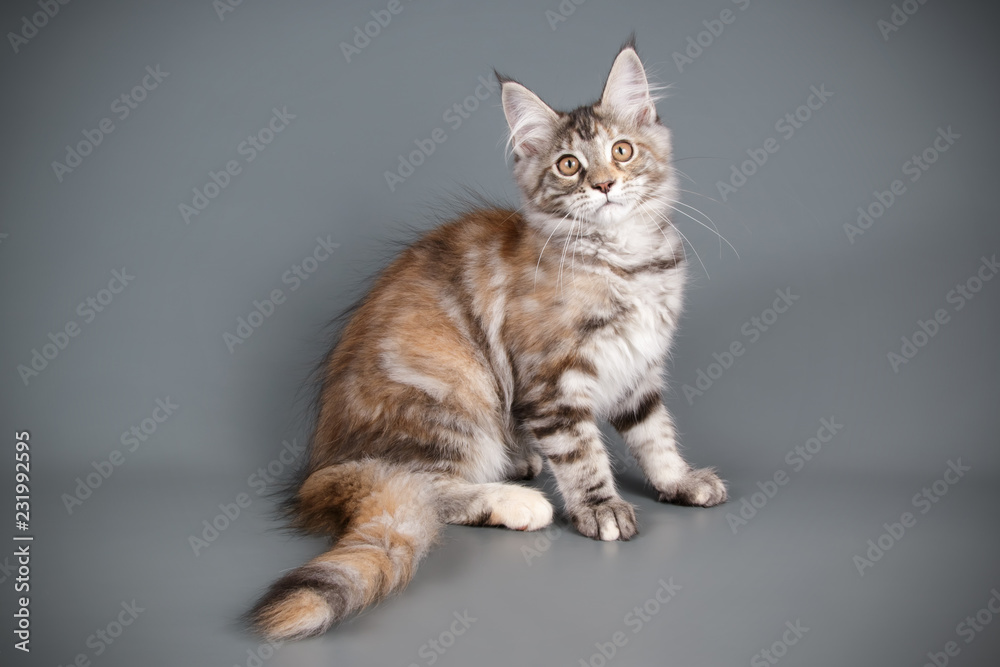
[586,268,685,414]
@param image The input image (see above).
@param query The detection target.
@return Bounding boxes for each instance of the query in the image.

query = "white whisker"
[645,193,739,261]
[643,206,709,279]
[638,207,701,278]
[534,212,571,290]
[674,187,750,234]
[558,216,576,293]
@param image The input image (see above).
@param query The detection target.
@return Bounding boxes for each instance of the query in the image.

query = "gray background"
[2,0,998,665]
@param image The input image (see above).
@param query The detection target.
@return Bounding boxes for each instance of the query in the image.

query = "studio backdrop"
[1,0,998,666]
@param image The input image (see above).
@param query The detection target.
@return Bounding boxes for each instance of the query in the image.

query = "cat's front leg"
[609,380,728,507]
[521,391,637,541]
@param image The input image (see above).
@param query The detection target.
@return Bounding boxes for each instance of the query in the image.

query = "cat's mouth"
[596,197,628,213]
[590,192,624,207]
[583,197,631,225]
[570,193,632,223]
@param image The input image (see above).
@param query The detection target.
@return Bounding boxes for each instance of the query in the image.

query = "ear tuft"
[500,81,559,158]
[494,68,515,88]
[600,45,658,126]
[620,31,638,54]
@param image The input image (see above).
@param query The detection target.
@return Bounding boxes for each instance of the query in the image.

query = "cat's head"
[499,38,675,231]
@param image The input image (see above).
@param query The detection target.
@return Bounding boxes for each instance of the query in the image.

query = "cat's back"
[358,206,535,315]
[326,206,530,381]
[406,206,530,274]
[310,207,530,469]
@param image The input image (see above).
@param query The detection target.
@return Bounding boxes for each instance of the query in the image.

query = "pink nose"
[591,180,614,194]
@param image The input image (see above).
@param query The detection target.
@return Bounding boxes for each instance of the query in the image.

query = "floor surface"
[21,465,1000,667]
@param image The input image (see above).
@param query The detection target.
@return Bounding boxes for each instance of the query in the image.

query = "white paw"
[492,486,554,531]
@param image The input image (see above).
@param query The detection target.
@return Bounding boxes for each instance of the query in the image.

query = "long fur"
[248,39,727,641]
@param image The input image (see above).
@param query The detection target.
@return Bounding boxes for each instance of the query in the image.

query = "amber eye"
[612,140,634,162]
[556,155,581,176]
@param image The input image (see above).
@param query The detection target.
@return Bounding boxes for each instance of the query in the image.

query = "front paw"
[657,468,728,507]
[570,497,638,541]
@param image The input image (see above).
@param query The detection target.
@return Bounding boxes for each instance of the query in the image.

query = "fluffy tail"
[248,461,441,641]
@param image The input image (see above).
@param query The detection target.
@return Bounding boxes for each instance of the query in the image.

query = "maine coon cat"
[249,38,727,641]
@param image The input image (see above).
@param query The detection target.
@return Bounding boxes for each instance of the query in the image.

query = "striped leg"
[610,383,727,507]
[522,396,637,541]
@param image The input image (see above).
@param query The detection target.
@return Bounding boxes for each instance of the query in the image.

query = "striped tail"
[248,462,441,641]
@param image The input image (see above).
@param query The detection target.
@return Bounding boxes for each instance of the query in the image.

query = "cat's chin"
[591,203,625,224]
[590,200,641,228]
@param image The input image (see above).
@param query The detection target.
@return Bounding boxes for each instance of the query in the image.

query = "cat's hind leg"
[508,445,544,481]
[437,479,553,531]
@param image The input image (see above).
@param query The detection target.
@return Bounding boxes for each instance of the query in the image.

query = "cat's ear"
[499,77,559,158]
[600,44,657,126]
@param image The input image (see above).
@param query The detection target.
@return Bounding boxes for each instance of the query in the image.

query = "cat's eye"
[612,140,634,162]
[556,155,581,176]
